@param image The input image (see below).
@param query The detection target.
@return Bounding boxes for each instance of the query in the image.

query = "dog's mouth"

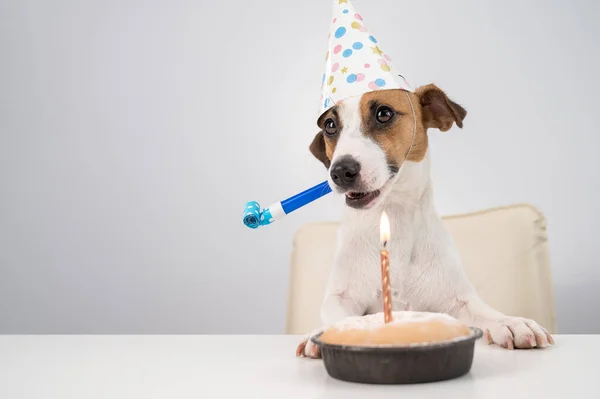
[343,169,399,210]
[345,190,381,209]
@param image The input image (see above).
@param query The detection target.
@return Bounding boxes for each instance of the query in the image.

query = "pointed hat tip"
[318,0,413,118]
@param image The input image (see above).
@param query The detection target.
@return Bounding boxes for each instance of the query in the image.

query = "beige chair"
[285,204,556,335]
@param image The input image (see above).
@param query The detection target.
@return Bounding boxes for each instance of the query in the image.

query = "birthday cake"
[319,311,473,347]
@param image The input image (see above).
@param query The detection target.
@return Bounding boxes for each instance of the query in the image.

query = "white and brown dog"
[297,84,554,358]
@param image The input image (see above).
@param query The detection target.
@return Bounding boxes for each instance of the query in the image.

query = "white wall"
[1,0,598,334]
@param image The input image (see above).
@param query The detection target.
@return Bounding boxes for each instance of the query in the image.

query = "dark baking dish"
[311,327,483,384]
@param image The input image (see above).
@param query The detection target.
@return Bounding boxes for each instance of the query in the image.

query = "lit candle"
[380,210,393,323]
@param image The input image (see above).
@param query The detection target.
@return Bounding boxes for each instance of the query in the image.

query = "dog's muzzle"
[330,155,383,209]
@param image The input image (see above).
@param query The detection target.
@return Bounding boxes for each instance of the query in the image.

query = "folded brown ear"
[309,131,331,169]
[416,84,467,131]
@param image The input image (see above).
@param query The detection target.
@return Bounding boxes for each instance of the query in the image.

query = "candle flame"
[380,210,390,245]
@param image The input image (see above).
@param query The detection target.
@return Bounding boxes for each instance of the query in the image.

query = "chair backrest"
[285,204,556,334]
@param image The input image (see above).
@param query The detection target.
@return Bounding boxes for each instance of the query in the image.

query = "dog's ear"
[416,84,467,131]
[309,131,331,169]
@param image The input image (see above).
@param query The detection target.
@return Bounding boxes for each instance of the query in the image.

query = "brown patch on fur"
[359,89,429,164]
[309,131,330,168]
[310,106,343,169]
[416,84,467,131]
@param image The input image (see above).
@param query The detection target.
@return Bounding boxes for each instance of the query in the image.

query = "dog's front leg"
[296,245,372,359]
[320,287,367,325]
[456,295,554,349]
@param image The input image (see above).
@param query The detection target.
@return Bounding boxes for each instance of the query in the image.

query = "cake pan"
[311,327,483,384]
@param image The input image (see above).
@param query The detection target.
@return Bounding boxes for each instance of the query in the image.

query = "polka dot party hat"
[318,0,413,119]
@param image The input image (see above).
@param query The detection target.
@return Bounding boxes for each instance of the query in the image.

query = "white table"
[0,335,598,398]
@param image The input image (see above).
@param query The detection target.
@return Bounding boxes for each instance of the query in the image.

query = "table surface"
[1,334,599,398]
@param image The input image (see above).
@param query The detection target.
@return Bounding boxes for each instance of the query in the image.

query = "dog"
[296,84,554,358]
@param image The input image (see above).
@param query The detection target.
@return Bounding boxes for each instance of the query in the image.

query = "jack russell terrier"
[297,84,554,358]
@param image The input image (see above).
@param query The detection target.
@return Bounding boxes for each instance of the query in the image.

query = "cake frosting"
[319,311,473,347]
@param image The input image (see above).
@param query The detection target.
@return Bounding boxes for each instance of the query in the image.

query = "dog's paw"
[295,329,323,359]
[483,317,554,350]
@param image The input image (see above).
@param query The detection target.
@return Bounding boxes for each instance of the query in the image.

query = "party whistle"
[243,181,332,229]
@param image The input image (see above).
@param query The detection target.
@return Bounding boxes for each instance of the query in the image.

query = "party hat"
[318,0,413,119]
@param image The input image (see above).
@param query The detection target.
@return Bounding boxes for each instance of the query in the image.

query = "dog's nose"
[330,157,361,188]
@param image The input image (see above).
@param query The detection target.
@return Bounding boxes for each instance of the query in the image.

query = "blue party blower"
[243,181,332,229]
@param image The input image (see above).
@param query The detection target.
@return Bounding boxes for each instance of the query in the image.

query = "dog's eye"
[376,107,394,124]
[324,119,338,136]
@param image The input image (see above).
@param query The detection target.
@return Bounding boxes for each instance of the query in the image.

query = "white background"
[1,0,599,333]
